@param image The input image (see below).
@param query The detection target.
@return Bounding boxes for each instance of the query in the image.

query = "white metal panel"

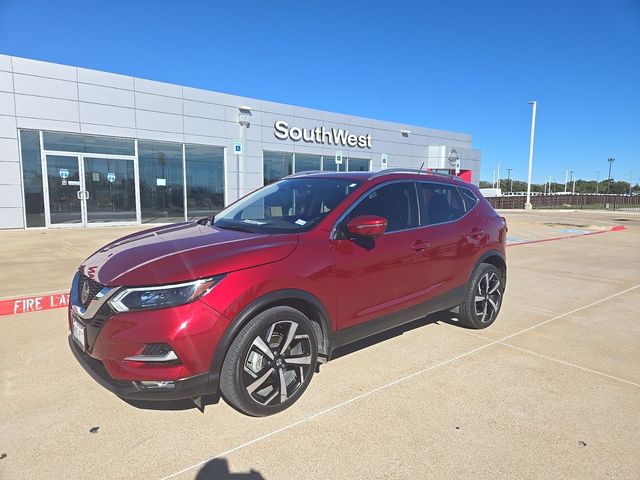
[0,207,24,228]
[12,57,76,81]
[0,137,19,162]
[13,74,78,100]
[0,92,16,115]
[77,67,134,90]
[135,92,182,115]
[15,94,79,122]
[78,83,135,108]
[0,115,17,138]
[0,161,21,184]
[0,71,13,93]
[79,102,136,128]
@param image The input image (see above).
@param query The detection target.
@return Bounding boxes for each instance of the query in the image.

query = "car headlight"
[109,275,224,312]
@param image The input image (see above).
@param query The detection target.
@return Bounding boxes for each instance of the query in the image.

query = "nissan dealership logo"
[274,120,372,149]
[448,149,460,167]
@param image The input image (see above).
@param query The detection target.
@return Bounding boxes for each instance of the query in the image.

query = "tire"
[458,263,504,329]
[220,306,318,417]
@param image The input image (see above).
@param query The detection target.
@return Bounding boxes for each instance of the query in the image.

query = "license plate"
[72,319,86,351]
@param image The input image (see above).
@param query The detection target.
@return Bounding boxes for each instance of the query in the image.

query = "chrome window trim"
[457,185,479,213]
[330,179,477,239]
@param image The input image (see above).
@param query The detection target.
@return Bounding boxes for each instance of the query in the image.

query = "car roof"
[284,170,466,186]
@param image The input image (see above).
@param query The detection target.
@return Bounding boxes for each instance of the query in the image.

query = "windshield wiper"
[214,224,256,233]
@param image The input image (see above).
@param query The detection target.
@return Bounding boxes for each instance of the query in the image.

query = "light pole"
[564,169,568,193]
[607,157,615,194]
[525,101,537,210]
[630,171,634,195]
[571,171,576,194]
[507,168,513,193]
[596,171,600,194]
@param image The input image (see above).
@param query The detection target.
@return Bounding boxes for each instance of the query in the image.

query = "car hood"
[80,222,298,286]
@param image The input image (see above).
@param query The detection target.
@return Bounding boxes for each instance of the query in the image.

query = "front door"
[44,155,137,227]
[332,181,424,331]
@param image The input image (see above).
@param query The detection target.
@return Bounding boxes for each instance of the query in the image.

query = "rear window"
[459,187,479,211]
[417,183,466,225]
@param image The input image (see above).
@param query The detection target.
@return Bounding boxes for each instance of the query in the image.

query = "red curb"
[0,292,69,317]
[507,225,625,248]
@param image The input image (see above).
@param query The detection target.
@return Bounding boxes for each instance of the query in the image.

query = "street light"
[607,157,615,194]
[525,101,537,210]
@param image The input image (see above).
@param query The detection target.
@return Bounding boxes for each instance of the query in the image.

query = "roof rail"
[284,170,325,179]
[369,168,459,180]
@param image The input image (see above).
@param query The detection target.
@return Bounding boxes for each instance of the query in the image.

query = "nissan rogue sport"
[69,169,507,416]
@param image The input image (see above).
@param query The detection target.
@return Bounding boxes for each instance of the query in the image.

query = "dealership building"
[0,54,481,230]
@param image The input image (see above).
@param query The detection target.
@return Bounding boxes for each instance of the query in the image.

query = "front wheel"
[220,306,318,416]
[458,263,504,329]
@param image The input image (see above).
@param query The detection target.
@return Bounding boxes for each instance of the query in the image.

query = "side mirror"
[346,215,388,238]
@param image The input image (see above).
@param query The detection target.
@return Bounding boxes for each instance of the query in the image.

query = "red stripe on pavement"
[0,292,69,316]
[507,225,625,248]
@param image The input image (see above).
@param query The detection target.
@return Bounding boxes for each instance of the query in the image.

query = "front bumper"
[69,336,219,400]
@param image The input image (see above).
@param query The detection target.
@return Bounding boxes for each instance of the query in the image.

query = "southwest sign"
[274,120,372,149]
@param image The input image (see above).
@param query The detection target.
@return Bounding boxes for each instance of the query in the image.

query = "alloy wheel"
[474,272,502,324]
[243,320,314,406]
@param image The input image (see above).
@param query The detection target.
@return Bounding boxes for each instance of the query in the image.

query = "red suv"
[69,170,507,416]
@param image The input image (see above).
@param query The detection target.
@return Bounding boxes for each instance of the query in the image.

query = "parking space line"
[499,342,640,388]
[160,282,640,480]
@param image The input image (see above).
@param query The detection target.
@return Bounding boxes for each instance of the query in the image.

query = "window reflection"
[20,130,45,227]
[138,141,184,223]
[263,151,293,185]
[185,144,225,219]
[294,154,321,173]
[43,132,134,155]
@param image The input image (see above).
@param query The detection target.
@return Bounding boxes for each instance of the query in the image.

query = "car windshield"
[213,177,361,234]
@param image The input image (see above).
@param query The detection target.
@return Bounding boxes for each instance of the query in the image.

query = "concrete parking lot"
[1,210,639,479]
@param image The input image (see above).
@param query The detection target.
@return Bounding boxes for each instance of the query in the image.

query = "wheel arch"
[210,289,335,378]
[474,250,507,288]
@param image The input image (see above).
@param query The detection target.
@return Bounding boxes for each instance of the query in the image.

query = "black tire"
[458,263,504,329]
[220,306,318,417]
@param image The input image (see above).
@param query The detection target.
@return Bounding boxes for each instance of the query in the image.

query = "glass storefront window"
[264,151,293,185]
[347,158,370,171]
[19,130,45,227]
[294,154,321,173]
[138,141,184,223]
[322,155,343,172]
[185,144,225,219]
[83,158,137,223]
[43,132,135,156]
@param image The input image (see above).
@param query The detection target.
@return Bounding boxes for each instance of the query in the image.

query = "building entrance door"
[43,154,138,227]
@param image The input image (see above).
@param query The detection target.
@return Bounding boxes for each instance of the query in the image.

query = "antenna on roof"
[419,162,425,171]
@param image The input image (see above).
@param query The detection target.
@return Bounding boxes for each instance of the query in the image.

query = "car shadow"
[195,458,264,479]
[331,308,460,360]
[122,308,462,412]
[123,393,220,412]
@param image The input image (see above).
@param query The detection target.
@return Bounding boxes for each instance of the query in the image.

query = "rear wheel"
[458,263,504,329]
[220,306,318,416]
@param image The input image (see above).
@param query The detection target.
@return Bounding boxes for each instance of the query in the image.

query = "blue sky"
[1,0,638,184]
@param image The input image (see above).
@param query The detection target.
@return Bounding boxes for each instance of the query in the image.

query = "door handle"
[410,240,431,251]
[467,228,484,239]
[84,190,90,200]
[76,190,83,200]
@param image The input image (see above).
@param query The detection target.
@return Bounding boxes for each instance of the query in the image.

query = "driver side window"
[347,182,418,233]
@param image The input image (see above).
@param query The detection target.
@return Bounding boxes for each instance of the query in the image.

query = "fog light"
[135,380,176,390]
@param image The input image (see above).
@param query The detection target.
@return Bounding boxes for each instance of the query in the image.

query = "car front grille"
[78,274,104,308]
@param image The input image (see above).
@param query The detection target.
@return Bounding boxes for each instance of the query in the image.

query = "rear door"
[331,181,427,330]
[414,181,484,297]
